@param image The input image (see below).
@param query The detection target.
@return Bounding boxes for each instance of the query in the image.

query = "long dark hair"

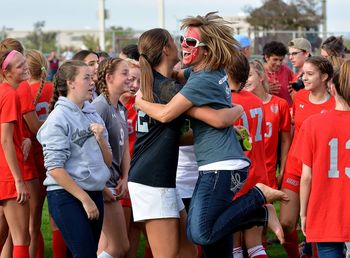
[138,28,171,103]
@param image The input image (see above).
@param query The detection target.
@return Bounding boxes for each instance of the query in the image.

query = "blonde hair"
[0,38,24,82]
[337,60,350,107]
[326,55,344,71]
[25,49,49,105]
[181,11,240,70]
[0,38,24,54]
[249,59,270,93]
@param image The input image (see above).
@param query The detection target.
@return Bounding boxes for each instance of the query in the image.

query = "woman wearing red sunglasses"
[135,12,288,258]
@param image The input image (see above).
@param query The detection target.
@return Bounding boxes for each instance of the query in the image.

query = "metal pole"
[158,0,165,28]
[98,0,106,51]
[322,0,327,40]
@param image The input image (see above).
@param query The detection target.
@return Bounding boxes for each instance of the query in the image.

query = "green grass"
[40,201,303,257]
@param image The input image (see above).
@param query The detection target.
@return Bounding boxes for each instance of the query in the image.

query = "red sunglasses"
[180,36,206,48]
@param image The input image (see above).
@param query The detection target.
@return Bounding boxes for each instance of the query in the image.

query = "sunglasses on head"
[180,36,206,48]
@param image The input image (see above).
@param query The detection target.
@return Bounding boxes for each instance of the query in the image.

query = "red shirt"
[264,95,291,188]
[124,96,137,158]
[30,81,54,121]
[16,81,37,180]
[296,110,350,242]
[286,89,335,177]
[232,91,269,196]
[0,83,25,181]
[265,64,294,107]
[30,81,54,175]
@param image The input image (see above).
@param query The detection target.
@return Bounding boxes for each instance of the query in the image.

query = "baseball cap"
[234,35,251,49]
[288,38,312,53]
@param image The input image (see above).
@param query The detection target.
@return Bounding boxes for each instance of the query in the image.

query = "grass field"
[40,201,303,257]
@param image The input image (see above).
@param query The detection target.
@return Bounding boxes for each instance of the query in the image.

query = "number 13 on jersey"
[328,138,350,178]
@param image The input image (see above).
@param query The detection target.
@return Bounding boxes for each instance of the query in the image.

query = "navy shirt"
[128,71,184,188]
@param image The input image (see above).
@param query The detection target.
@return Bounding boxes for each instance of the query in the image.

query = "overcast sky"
[1,0,349,33]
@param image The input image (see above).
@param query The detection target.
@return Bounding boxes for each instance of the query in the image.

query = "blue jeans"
[187,169,268,257]
[47,189,104,258]
[316,242,344,258]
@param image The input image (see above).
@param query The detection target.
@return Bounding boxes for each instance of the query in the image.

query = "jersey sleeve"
[17,82,35,114]
[279,99,291,132]
[295,119,313,167]
[183,67,192,80]
[180,77,218,106]
[0,91,18,124]
[92,101,109,127]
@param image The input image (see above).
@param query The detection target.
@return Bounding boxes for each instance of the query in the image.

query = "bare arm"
[90,123,112,167]
[23,111,44,134]
[136,91,193,123]
[1,123,29,203]
[186,105,244,129]
[300,163,312,237]
[49,168,99,220]
[115,143,130,199]
[277,131,292,187]
[172,69,187,85]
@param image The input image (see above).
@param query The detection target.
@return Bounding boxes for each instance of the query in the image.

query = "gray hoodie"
[37,97,111,191]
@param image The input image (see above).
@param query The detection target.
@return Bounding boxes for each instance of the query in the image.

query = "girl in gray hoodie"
[37,60,112,258]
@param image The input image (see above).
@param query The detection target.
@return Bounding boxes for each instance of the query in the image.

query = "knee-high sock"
[144,245,153,258]
[248,245,267,258]
[98,251,113,258]
[233,246,244,258]
[13,245,29,258]
[282,229,300,258]
[36,231,44,258]
[197,245,202,258]
[52,230,67,258]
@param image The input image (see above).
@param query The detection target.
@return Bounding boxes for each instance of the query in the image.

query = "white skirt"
[128,182,185,222]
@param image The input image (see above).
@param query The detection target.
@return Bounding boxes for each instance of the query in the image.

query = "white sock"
[233,246,244,258]
[248,245,266,257]
[98,251,113,258]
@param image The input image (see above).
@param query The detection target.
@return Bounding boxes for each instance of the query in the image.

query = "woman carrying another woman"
[37,60,112,257]
[133,12,288,258]
[128,26,247,258]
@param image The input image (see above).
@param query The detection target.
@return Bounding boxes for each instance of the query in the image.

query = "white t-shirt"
[176,145,199,199]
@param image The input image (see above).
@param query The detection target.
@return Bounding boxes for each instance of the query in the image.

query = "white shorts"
[128,182,185,222]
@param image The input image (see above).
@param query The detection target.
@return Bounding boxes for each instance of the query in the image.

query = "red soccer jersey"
[265,64,294,107]
[232,91,269,196]
[296,110,350,242]
[16,81,37,180]
[30,81,54,121]
[264,95,291,188]
[0,83,25,181]
[124,96,137,158]
[286,89,335,177]
[30,81,54,178]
